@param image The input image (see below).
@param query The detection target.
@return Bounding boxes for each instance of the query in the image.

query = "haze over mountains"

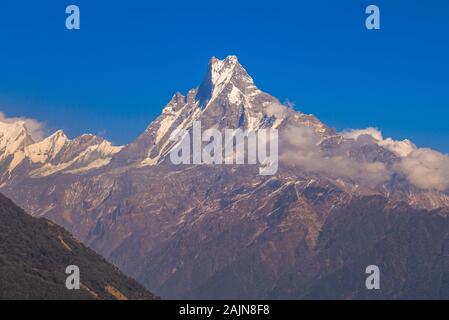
[1,56,449,299]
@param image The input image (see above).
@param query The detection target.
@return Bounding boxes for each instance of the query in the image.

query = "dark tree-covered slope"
[0,193,157,300]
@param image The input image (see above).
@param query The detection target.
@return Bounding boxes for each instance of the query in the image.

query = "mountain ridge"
[1,55,449,299]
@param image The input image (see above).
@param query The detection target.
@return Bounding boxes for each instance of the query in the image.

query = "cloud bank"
[280,126,390,187]
[396,148,449,190]
[343,128,449,191]
[280,125,449,191]
[265,102,294,119]
[342,127,416,157]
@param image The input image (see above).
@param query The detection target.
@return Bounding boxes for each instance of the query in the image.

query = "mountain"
[1,56,449,299]
[300,196,449,299]
[0,193,157,300]
[0,120,34,162]
[0,127,122,180]
[114,56,332,167]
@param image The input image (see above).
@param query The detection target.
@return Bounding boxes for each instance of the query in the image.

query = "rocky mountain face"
[0,193,157,300]
[300,196,449,299]
[1,56,449,299]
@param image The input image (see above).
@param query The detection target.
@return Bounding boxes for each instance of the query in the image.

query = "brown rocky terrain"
[1,56,449,299]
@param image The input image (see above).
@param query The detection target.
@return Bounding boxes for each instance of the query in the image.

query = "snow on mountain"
[0,119,123,177]
[199,55,260,108]
[1,55,449,300]
[113,88,202,166]
[196,56,283,130]
[0,55,447,197]
[194,56,334,137]
[119,56,278,166]
[0,120,35,161]
[29,137,123,177]
[25,130,69,164]
[1,123,71,171]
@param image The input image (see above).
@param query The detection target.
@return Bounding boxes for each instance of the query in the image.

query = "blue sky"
[0,0,448,151]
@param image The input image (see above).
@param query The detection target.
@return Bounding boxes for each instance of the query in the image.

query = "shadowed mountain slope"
[0,193,157,300]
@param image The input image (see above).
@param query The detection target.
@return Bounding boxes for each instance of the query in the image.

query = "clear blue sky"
[0,0,448,151]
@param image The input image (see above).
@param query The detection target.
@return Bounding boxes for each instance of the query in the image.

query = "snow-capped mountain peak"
[0,123,123,178]
[24,129,69,164]
[119,55,334,167]
[209,55,247,85]
[196,55,259,108]
[0,119,34,160]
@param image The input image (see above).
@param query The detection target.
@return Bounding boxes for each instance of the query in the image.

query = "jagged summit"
[2,56,449,300]
[209,55,243,81]
[196,55,258,108]
[0,119,35,160]
[0,118,122,177]
[116,55,333,166]
[0,56,332,173]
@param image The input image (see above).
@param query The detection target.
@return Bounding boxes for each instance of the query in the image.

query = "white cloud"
[396,148,449,191]
[342,127,449,191]
[265,102,295,119]
[342,127,416,157]
[0,112,46,141]
[280,125,390,186]
[342,127,383,141]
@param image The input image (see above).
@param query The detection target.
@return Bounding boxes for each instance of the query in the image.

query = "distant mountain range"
[1,56,449,299]
[0,193,157,300]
